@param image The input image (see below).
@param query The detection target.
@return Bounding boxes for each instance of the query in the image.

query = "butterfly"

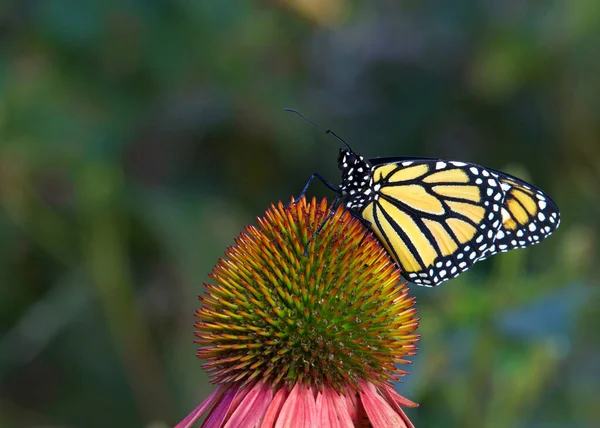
[286,109,561,286]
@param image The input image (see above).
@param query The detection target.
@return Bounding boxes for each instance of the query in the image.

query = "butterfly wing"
[358,158,505,286]
[478,171,560,260]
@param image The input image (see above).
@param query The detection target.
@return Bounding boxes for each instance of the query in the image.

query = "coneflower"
[176,197,419,428]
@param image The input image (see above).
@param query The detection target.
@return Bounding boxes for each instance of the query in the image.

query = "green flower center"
[195,198,419,390]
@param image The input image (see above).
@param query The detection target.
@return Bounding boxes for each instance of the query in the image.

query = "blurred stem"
[77,163,172,423]
[0,270,92,370]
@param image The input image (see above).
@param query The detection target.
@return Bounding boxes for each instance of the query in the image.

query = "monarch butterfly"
[286,109,560,286]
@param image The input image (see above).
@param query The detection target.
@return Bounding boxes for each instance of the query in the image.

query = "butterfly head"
[338,149,374,210]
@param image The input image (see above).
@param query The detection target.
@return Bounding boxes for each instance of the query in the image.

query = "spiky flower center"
[195,198,418,391]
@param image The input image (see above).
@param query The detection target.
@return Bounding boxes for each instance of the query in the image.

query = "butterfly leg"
[348,210,372,229]
[302,203,373,255]
[290,173,339,206]
[302,195,342,256]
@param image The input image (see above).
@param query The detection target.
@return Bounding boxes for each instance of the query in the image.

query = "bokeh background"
[1,1,599,427]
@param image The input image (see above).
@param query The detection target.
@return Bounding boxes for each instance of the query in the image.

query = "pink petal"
[175,385,228,428]
[227,382,252,411]
[331,390,355,428]
[316,391,336,427]
[358,382,409,428]
[378,385,416,428]
[224,382,273,428]
[202,385,239,428]
[342,388,370,427]
[274,383,318,428]
[316,392,328,425]
[299,385,318,427]
[275,383,302,428]
[317,388,354,428]
[381,384,418,408]
[261,386,288,428]
[340,387,358,422]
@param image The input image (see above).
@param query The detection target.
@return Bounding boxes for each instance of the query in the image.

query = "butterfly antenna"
[284,108,353,151]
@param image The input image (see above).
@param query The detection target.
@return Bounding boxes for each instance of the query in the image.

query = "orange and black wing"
[478,173,560,260]
[359,159,505,286]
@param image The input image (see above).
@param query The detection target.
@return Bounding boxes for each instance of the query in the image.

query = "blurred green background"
[1,1,599,427]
